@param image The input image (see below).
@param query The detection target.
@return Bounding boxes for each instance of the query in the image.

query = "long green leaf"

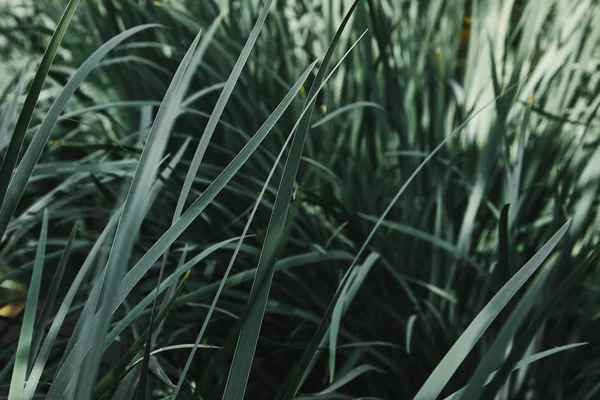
[7,209,48,400]
[28,222,78,374]
[444,343,588,400]
[172,59,319,398]
[222,3,363,398]
[0,0,81,219]
[457,256,554,400]
[413,220,570,400]
[0,23,160,242]
[67,28,205,400]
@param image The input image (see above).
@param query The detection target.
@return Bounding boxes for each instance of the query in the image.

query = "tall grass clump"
[0,0,599,399]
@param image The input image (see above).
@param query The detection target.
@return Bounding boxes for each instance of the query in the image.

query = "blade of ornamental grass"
[171,59,318,398]
[23,138,189,399]
[50,29,204,400]
[480,251,595,398]
[0,0,81,226]
[0,23,161,246]
[329,253,379,382]
[220,1,363,398]
[457,255,554,400]
[7,209,48,400]
[27,222,78,372]
[443,343,588,400]
[47,73,320,395]
[136,11,226,398]
[412,220,570,400]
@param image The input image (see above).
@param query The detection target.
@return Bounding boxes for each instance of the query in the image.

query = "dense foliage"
[0,0,599,399]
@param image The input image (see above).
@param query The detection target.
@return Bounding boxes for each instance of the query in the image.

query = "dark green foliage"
[0,0,599,399]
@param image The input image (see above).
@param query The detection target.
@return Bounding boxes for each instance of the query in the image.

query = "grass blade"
[7,209,48,400]
[27,221,78,373]
[329,253,379,382]
[0,23,160,242]
[457,255,554,399]
[171,59,318,398]
[66,28,204,400]
[444,343,588,400]
[412,220,570,400]
[0,0,81,218]
[222,2,362,399]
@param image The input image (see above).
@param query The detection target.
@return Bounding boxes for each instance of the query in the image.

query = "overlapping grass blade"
[457,256,554,399]
[171,59,318,398]
[480,251,595,398]
[27,221,78,373]
[7,209,48,400]
[413,220,569,400]
[51,28,204,400]
[0,0,81,219]
[444,343,588,400]
[329,253,379,382]
[222,3,362,398]
[136,11,225,397]
[0,23,160,242]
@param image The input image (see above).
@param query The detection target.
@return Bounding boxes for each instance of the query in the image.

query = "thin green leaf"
[28,221,78,374]
[413,220,570,400]
[310,101,384,128]
[0,23,160,241]
[172,59,319,398]
[444,343,588,400]
[223,2,363,397]
[0,0,81,216]
[65,29,205,400]
[329,253,379,382]
[8,209,48,400]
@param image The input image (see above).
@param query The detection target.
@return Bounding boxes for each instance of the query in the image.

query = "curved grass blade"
[173,2,269,239]
[7,209,48,400]
[311,101,384,128]
[28,221,78,373]
[444,343,588,400]
[171,60,318,399]
[413,220,570,400]
[457,255,554,400]
[480,251,594,398]
[0,0,81,218]
[222,2,363,398]
[136,12,225,398]
[0,70,27,153]
[329,253,379,382]
[62,29,204,400]
[0,24,160,242]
